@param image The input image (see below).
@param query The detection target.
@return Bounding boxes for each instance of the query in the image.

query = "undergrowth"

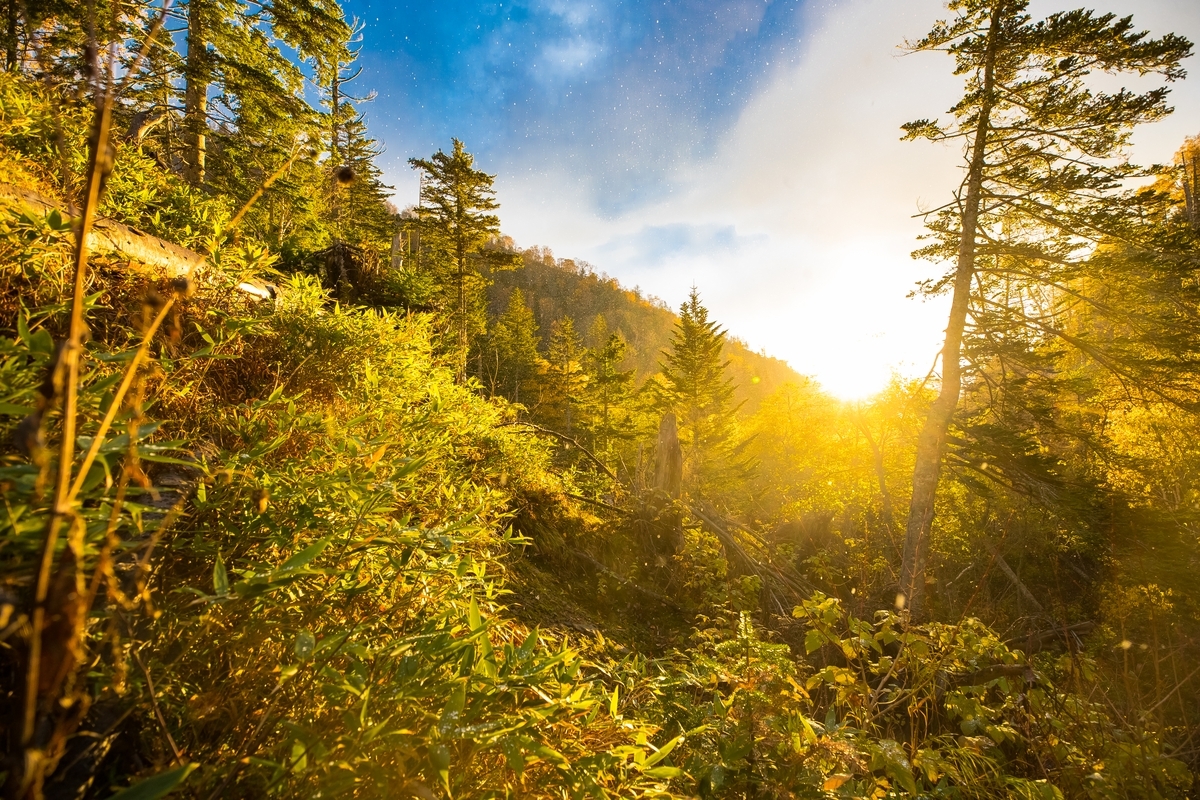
[0,53,1191,800]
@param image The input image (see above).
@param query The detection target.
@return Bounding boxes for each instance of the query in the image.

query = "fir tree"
[541,316,587,435]
[582,324,635,457]
[486,288,543,405]
[898,0,1192,613]
[659,288,742,499]
[409,140,518,380]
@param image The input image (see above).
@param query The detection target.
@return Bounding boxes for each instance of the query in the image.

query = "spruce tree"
[898,0,1191,614]
[583,326,635,457]
[541,316,587,435]
[409,140,517,381]
[487,288,543,405]
[659,288,741,499]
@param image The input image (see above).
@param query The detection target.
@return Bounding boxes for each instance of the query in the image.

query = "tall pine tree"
[541,316,587,436]
[582,322,635,458]
[898,0,1191,614]
[659,288,743,501]
[485,288,543,405]
[409,140,517,380]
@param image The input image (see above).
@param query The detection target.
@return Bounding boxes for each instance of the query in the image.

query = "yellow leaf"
[366,443,388,468]
[822,773,852,791]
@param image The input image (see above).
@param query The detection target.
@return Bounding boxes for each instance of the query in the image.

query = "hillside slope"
[488,246,804,411]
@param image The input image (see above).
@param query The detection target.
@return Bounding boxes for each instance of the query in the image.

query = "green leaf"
[502,737,524,776]
[213,554,229,596]
[643,732,685,768]
[0,402,34,416]
[429,744,451,793]
[276,537,332,573]
[107,763,198,800]
[805,629,823,654]
[468,597,482,631]
[476,633,497,679]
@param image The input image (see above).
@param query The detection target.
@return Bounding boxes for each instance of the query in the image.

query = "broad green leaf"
[643,732,685,768]
[277,537,332,573]
[468,597,482,631]
[107,763,198,800]
[213,554,229,596]
[429,744,451,793]
[295,630,316,661]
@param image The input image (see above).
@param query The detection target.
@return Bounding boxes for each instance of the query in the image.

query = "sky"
[340,0,1200,399]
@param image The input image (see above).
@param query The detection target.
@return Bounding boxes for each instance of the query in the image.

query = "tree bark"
[5,0,17,72]
[900,2,1004,616]
[0,183,204,274]
[184,0,209,186]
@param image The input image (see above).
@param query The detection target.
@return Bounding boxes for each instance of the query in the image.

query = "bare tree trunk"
[457,247,466,383]
[331,67,340,162]
[184,0,208,186]
[0,183,204,274]
[900,2,1004,616]
[1183,146,1199,230]
[5,0,17,72]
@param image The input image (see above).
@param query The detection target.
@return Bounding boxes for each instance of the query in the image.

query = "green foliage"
[2,3,1198,796]
[481,287,544,405]
[409,139,520,379]
[657,289,747,503]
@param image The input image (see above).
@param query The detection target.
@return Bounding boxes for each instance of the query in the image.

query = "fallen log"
[0,182,204,276]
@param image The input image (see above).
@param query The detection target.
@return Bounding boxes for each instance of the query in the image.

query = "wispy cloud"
[491,0,1200,396]
[353,0,1200,397]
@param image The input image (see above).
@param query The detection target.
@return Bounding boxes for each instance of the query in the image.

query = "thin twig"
[24,59,117,752]
[131,646,184,764]
[1142,663,1200,718]
[497,421,617,480]
[564,492,628,515]
[226,147,304,234]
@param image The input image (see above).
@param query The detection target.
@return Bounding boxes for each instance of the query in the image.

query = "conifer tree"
[659,288,742,499]
[316,19,393,252]
[486,288,543,405]
[178,0,347,187]
[583,325,635,457]
[541,316,587,435]
[898,0,1192,614]
[409,140,517,380]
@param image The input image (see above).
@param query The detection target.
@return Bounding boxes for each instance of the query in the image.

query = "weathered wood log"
[0,182,204,275]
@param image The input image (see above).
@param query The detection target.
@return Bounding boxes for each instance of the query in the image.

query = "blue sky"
[343,0,812,210]
[341,0,1200,398]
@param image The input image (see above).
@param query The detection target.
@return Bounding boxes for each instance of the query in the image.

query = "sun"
[814,366,894,403]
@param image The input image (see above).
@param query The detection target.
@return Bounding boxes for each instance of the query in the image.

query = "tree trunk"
[331,68,340,162]
[457,245,467,383]
[5,0,17,72]
[184,0,209,186]
[899,2,1004,616]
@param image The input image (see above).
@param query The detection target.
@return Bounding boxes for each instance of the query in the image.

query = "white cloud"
[536,37,604,82]
[496,0,1200,399]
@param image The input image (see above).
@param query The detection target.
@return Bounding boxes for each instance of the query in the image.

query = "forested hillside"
[1,1,1199,799]
[481,246,802,410]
